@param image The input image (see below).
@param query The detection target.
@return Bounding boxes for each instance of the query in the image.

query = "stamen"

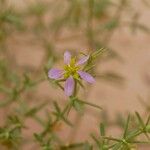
[63,58,80,79]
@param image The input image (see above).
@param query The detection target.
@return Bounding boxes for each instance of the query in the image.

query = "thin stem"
[78,99,102,110]
[73,80,77,96]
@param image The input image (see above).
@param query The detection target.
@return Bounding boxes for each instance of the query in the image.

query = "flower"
[48,51,95,96]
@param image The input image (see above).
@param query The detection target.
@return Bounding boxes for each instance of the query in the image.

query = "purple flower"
[48,51,95,96]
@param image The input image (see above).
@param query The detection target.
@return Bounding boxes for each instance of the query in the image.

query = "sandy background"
[0,0,150,149]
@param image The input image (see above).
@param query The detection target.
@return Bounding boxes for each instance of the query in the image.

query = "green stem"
[73,79,77,96]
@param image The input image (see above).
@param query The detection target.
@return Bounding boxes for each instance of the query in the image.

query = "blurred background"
[0,0,150,149]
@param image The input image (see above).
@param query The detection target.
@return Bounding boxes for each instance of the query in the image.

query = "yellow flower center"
[64,58,80,79]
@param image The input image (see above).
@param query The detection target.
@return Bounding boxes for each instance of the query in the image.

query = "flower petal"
[64,76,75,96]
[78,71,95,83]
[64,51,71,65]
[76,55,89,65]
[48,68,63,79]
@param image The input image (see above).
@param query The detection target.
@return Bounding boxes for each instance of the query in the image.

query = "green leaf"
[100,123,105,136]
[123,115,130,138]
[104,19,119,30]
[73,99,84,112]
[135,112,145,128]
